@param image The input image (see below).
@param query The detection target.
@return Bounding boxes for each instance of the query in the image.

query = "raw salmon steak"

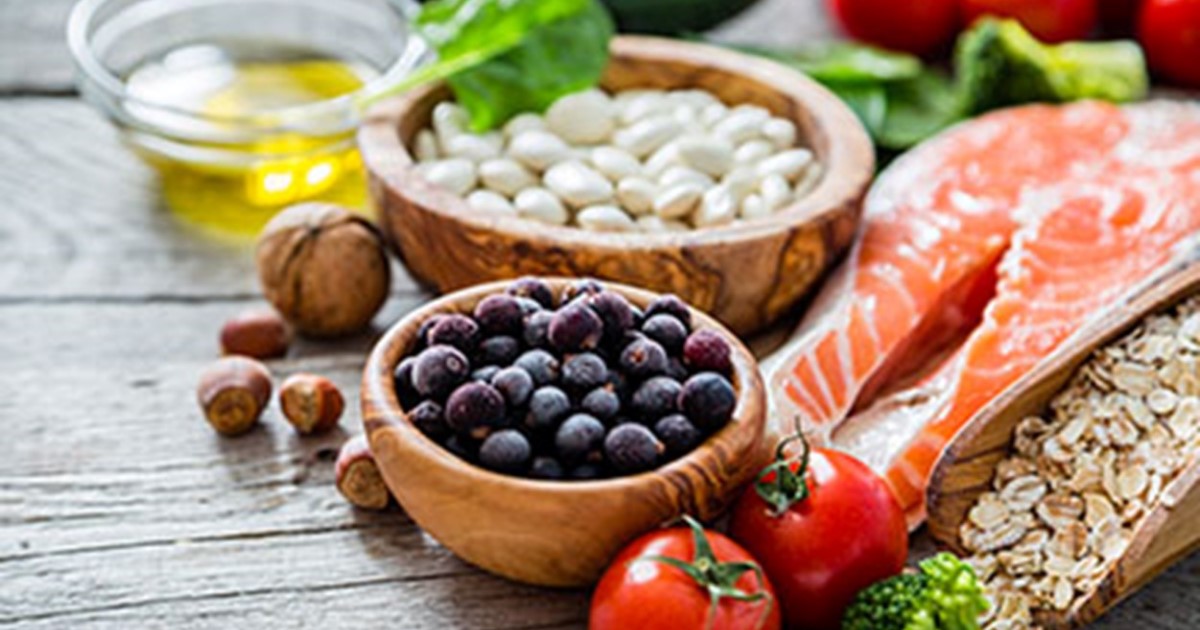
[765,101,1200,528]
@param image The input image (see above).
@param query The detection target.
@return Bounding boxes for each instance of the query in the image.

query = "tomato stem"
[643,515,774,630]
[754,429,813,517]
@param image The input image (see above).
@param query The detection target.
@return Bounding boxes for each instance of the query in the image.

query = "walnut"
[256,203,390,337]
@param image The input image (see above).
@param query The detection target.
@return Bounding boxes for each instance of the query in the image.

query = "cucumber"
[601,0,760,35]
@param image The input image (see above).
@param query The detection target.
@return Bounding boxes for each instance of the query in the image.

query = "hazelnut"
[220,309,291,359]
[279,373,345,435]
[335,435,391,510]
[256,203,391,338]
[197,357,272,436]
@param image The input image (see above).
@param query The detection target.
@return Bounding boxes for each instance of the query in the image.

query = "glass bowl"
[68,0,428,234]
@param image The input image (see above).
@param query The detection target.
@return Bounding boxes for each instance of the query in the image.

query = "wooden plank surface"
[1,0,1197,628]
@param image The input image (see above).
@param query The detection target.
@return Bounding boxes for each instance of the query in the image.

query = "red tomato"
[1138,0,1200,87]
[960,0,1099,42]
[728,438,908,630]
[827,0,960,56]
[590,518,781,630]
[1098,0,1143,36]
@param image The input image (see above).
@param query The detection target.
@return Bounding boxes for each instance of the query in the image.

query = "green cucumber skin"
[601,0,760,34]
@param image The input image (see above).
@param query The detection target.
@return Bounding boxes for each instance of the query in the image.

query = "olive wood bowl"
[359,35,873,336]
[361,278,771,587]
[927,249,1200,628]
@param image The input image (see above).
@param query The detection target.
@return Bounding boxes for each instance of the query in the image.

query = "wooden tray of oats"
[925,249,1200,629]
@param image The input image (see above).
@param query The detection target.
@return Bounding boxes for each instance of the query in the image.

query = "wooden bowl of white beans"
[359,36,873,334]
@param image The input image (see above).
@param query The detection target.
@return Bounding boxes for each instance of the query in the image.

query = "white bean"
[503,113,545,138]
[576,205,635,232]
[444,132,502,162]
[669,89,720,109]
[676,136,734,177]
[515,188,569,225]
[467,190,517,216]
[741,193,770,219]
[694,184,739,227]
[508,130,571,172]
[756,148,815,182]
[616,177,657,216]
[543,161,613,208]
[653,182,704,219]
[762,117,797,149]
[413,130,439,162]
[546,89,615,144]
[700,102,728,128]
[636,215,690,233]
[659,165,714,189]
[432,102,468,145]
[613,116,684,158]
[760,174,791,210]
[643,141,683,178]
[417,158,476,196]
[722,167,759,200]
[794,163,823,198]
[734,139,774,165]
[672,105,703,134]
[479,158,536,196]
[590,147,641,181]
[712,105,770,144]
[619,92,668,125]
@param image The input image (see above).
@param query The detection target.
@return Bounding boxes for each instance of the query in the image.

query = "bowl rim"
[358,35,874,250]
[361,277,767,497]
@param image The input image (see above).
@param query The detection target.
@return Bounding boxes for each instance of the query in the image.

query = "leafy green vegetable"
[362,0,613,131]
[743,43,922,84]
[876,70,960,150]
[842,553,989,630]
[956,18,1148,115]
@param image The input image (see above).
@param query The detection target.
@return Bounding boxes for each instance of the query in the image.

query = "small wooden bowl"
[927,254,1200,628]
[359,36,873,335]
[361,278,771,587]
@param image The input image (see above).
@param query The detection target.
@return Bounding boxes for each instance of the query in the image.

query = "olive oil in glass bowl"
[68,0,427,234]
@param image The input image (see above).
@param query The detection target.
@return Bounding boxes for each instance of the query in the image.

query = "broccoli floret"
[956,18,1148,114]
[842,553,989,630]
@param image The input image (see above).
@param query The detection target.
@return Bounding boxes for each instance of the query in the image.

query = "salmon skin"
[765,101,1200,528]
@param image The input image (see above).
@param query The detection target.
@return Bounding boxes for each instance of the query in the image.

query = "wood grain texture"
[1,0,1197,627]
[361,36,872,335]
[927,254,1200,629]
[362,279,771,587]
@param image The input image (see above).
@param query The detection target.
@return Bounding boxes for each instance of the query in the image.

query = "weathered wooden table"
[1,1,1196,627]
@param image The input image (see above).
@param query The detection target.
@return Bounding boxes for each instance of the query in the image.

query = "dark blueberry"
[410,400,448,440]
[415,314,446,350]
[529,456,565,480]
[477,335,521,366]
[604,423,664,474]
[548,302,604,352]
[478,429,532,473]
[603,369,630,402]
[427,314,480,353]
[678,372,736,431]
[525,386,571,431]
[393,357,421,410]
[630,376,682,420]
[514,349,560,386]
[473,294,524,335]
[444,435,473,460]
[523,310,554,348]
[630,305,645,329]
[587,291,636,346]
[560,278,605,304]
[683,329,733,375]
[568,463,603,480]
[471,365,501,383]
[555,413,605,465]
[644,294,692,328]
[507,277,554,309]
[654,414,701,459]
[581,387,621,421]
[619,337,669,379]
[665,357,689,381]
[642,314,688,354]
[445,382,507,439]
[412,345,470,399]
[514,297,544,316]
[562,352,608,394]
[491,366,534,408]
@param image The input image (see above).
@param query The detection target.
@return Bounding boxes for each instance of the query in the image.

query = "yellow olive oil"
[124,41,379,234]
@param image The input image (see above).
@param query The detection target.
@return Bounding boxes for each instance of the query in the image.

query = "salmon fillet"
[766,101,1200,528]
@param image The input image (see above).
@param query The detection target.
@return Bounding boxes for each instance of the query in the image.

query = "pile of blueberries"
[393,278,738,480]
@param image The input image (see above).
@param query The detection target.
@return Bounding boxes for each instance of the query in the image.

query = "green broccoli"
[956,18,1148,115]
[842,553,989,630]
